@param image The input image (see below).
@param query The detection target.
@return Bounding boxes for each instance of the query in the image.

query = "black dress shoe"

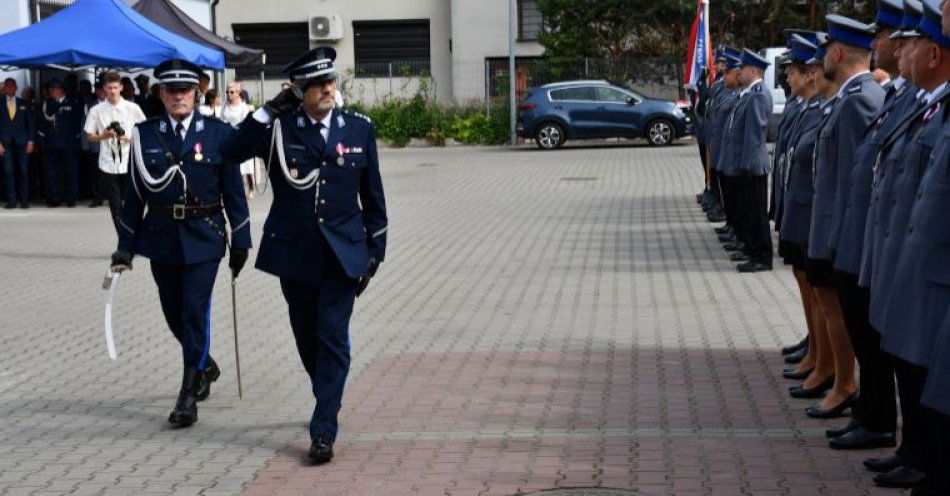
[88,200,103,207]
[737,261,772,273]
[784,346,807,364]
[47,201,61,208]
[783,367,814,380]
[66,201,76,208]
[723,242,745,252]
[806,394,855,419]
[782,337,808,355]
[730,252,750,262]
[714,226,732,235]
[707,213,727,222]
[829,426,896,450]
[874,466,925,488]
[864,454,903,473]
[168,366,201,427]
[3,202,14,209]
[196,358,220,402]
[307,435,334,464]
[719,233,737,243]
[20,202,29,209]
[825,418,858,438]
[789,375,834,398]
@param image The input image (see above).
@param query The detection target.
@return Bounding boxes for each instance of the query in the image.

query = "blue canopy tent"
[0,0,224,69]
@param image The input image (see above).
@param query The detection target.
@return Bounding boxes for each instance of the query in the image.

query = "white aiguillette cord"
[262,118,321,193]
[130,126,188,201]
[102,271,121,360]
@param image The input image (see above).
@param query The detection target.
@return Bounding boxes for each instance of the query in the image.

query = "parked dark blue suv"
[516,80,692,149]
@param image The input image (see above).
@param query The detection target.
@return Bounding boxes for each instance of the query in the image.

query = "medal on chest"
[194,142,204,162]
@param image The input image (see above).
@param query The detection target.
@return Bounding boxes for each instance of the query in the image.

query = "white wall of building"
[215,0,453,105]
[0,0,33,92]
[449,0,544,102]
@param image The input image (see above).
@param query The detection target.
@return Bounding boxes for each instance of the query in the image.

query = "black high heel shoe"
[783,366,814,380]
[789,375,835,399]
[806,394,856,419]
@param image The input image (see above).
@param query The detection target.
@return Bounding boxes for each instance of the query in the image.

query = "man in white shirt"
[84,72,146,236]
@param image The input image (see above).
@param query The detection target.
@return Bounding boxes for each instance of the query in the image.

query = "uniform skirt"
[779,241,807,271]
[805,254,836,287]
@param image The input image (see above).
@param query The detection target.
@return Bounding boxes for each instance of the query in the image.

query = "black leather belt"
[149,203,222,220]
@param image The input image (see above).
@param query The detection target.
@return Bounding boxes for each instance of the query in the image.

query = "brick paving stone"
[0,143,900,495]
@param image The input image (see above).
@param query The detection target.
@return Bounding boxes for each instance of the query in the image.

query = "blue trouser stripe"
[199,296,212,370]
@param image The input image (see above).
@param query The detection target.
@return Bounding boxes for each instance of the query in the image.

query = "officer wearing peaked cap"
[824,0,916,453]
[719,49,773,273]
[865,1,950,489]
[108,58,252,428]
[222,46,387,465]
[39,78,84,207]
[711,50,743,244]
[698,47,729,220]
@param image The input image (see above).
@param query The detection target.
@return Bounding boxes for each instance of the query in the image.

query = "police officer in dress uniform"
[221,47,388,464]
[775,34,825,378]
[721,49,774,273]
[863,0,950,487]
[698,48,728,221]
[712,50,743,247]
[824,0,916,453]
[108,59,252,428]
[770,34,809,230]
[38,79,84,208]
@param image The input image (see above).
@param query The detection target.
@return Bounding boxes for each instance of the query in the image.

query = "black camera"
[106,121,126,137]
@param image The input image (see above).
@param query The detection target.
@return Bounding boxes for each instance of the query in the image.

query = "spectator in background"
[78,80,93,103]
[84,72,145,237]
[133,74,150,108]
[120,76,135,101]
[198,72,211,104]
[220,82,256,197]
[81,81,105,207]
[38,79,84,207]
[141,83,164,118]
[198,89,221,118]
[1,78,36,209]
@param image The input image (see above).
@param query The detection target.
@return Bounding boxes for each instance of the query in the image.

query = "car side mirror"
[626,98,638,105]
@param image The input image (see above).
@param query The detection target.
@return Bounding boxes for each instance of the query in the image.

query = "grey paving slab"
[0,142,883,495]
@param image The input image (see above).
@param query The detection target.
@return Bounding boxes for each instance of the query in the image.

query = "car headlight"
[672,107,685,118]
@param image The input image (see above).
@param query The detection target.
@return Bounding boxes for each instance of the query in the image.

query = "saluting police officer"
[222,47,388,464]
[108,59,252,428]
[38,79,84,208]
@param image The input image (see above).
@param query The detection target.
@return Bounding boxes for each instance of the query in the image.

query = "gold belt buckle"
[172,204,186,220]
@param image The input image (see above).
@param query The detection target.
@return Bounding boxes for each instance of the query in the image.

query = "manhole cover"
[521,489,646,496]
[560,177,599,182]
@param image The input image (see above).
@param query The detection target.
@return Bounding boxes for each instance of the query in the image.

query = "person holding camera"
[108,59,251,428]
[84,72,146,236]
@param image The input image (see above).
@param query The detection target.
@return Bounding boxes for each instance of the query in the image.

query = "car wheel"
[646,119,675,146]
[535,122,565,150]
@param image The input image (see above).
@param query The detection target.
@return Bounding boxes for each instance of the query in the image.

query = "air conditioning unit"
[309,15,344,41]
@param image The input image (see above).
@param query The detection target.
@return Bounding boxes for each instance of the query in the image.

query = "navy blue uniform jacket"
[222,108,387,283]
[117,114,253,265]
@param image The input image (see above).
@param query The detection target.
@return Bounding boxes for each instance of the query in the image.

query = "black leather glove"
[110,250,132,272]
[356,258,380,297]
[229,249,249,278]
[263,87,303,118]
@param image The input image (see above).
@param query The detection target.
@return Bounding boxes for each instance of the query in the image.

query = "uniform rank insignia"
[195,119,204,133]
[924,103,941,123]
[194,142,204,161]
[159,120,167,133]
[848,85,862,94]
[337,115,345,128]
[297,116,306,128]
[290,168,299,179]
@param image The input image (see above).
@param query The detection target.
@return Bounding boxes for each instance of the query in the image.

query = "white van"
[760,46,789,141]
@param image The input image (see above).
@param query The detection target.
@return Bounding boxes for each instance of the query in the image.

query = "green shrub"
[343,80,510,147]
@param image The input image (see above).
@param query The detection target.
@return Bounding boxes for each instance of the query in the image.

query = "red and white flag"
[684,0,714,88]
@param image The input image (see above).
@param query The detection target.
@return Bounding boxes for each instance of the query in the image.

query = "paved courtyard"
[0,142,903,495]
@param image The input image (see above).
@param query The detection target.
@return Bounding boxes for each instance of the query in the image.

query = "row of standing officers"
[695,1,949,494]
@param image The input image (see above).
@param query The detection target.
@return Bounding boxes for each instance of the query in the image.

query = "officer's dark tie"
[315,121,326,154]
[173,121,185,150]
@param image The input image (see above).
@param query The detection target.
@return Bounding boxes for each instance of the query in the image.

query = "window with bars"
[232,23,309,80]
[518,0,543,41]
[352,19,430,77]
